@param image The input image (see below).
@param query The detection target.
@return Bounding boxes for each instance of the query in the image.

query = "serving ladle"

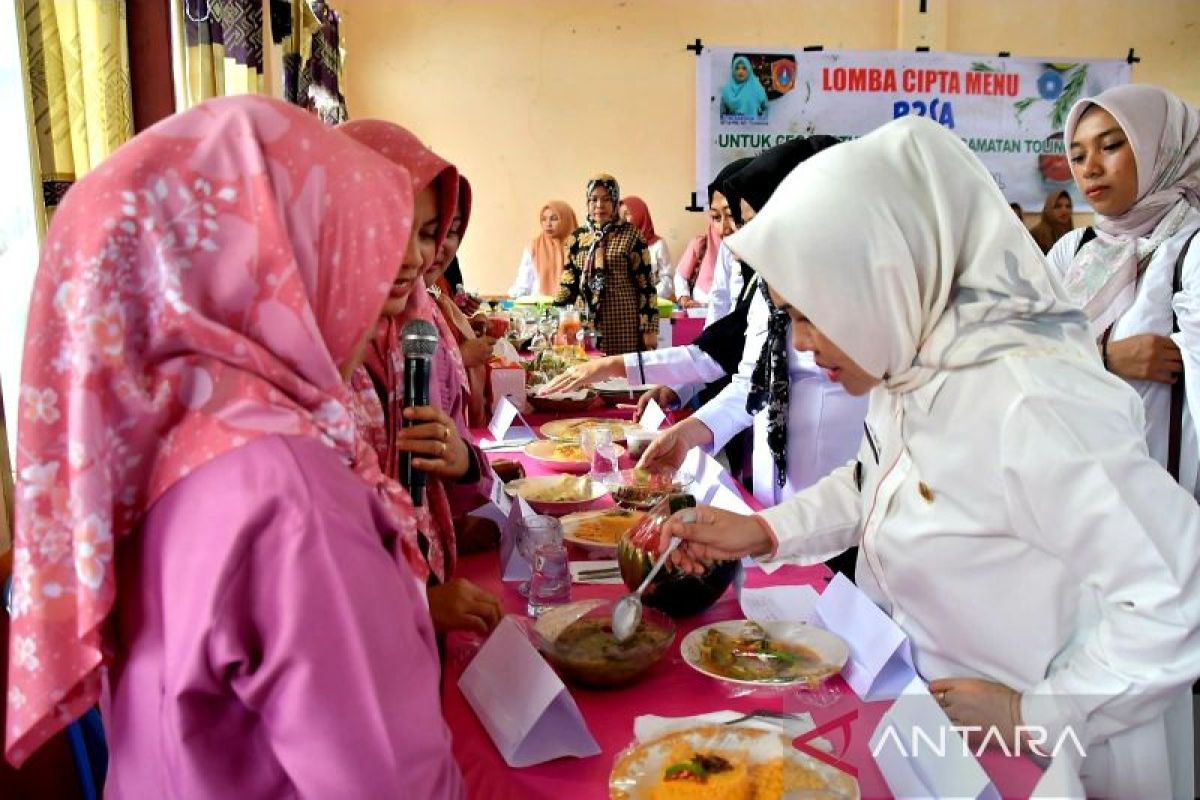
[611,535,680,642]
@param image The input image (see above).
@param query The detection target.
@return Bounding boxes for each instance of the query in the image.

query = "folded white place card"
[680,447,743,505]
[708,483,753,514]
[468,468,513,528]
[638,399,667,432]
[812,573,915,702]
[498,495,538,582]
[738,584,821,623]
[870,676,1000,800]
[459,617,600,768]
[483,396,535,447]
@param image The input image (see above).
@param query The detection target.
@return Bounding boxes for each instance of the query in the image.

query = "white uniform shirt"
[692,292,868,505]
[508,247,537,298]
[1048,213,1200,499]
[647,239,674,298]
[759,354,1200,798]
[704,243,745,326]
[624,242,748,406]
[621,346,725,407]
[674,241,738,305]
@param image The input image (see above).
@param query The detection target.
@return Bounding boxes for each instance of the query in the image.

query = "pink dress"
[105,435,464,799]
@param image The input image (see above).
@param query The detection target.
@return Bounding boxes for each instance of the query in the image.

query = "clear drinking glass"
[516,515,563,597]
[526,541,572,617]
[579,426,620,480]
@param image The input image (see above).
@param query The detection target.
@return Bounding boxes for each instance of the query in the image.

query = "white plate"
[560,508,645,554]
[503,475,609,515]
[680,619,849,688]
[523,439,625,475]
[540,417,640,443]
[609,724,859,800]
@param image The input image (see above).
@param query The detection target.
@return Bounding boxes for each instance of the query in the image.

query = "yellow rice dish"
[649,742,826,800]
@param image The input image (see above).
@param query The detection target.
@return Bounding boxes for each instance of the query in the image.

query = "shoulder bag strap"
[1168,230,1199,481]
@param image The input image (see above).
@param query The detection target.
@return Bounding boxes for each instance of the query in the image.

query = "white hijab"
[1061,84,1200,337]
[724,115,1094,396]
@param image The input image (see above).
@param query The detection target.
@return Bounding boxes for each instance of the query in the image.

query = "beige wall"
[342,0,1200,295]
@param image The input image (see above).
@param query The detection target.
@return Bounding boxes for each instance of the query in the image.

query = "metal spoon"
[611,536,680,642]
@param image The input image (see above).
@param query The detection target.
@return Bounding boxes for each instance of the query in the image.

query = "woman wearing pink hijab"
[5,97,463,797]
[620,196,674,298]
[1049,84,1200,501]
[339,120,502,634]
[674,158,749,307]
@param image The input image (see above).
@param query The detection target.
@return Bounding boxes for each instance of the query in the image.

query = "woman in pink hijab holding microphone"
[6,97,463,797]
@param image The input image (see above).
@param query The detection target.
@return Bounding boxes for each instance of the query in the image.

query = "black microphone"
[400,318,439,506]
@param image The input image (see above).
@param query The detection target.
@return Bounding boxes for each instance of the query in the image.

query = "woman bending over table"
[661,115,1200,799]
[5,97,464,797]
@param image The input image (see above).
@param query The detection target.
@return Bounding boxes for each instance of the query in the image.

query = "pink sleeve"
[209,445,465,798]
[676,235,702,281]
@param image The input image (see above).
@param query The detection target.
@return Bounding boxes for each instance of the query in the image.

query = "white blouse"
[704,243,746,327]
[1048,214,1200,500]
[759,354,1200,798]
[647,239,673,298]
[692,292,867,505]
[508,247,537,298]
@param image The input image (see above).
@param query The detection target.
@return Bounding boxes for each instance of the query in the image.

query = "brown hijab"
[1029,189,1075,254]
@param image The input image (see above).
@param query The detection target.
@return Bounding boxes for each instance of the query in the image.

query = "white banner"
[697,48,1131,211]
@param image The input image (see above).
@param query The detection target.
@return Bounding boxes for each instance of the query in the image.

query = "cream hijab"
[725,116,1094,395]
[1061,84,1200,338]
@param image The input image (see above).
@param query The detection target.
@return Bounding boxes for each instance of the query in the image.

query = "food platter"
[540,417,640,443]
[609,724,859,800]
[524,439,626,474]
[560,507,646,555]
[679,620,849,688]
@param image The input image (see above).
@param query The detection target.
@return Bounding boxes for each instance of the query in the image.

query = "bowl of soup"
[532,599,676,688]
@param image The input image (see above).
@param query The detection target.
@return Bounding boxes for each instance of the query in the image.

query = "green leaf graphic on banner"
[1013,96,1037,119]
[971,62,996,72]
[1052,66,1088,129]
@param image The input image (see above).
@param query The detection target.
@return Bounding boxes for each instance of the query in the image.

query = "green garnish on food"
[663,753,733,783]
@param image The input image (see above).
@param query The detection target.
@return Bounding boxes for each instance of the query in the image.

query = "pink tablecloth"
[446,419,1044,799]
[670,311,705,347]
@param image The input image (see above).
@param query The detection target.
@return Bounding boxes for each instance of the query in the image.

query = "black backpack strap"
[1168,230,1199,481]
[1075,226,1097,255]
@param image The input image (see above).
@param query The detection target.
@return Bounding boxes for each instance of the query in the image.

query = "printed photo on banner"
[718,52,795,124]
[696,48,1131,211]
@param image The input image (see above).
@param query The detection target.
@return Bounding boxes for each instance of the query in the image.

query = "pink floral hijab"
[6,97,417,766]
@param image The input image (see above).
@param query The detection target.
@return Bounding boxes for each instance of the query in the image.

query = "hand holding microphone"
[397,320,470,505]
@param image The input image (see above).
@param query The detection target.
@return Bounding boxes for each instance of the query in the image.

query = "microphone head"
[401,318,439,358]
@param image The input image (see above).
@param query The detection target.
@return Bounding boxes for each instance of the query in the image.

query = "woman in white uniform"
[661,116,1200,798]
[1048,84,1200,499]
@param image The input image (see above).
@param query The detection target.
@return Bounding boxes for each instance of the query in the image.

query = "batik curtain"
[175,0,264,108]
[22,0,133,218]
[174,0,346,124]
